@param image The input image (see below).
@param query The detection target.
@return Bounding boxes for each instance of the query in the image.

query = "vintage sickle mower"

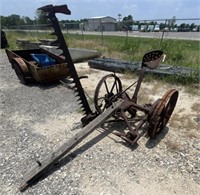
[19,4,179,191]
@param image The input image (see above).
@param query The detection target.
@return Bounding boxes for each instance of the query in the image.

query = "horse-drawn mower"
[18,4,179,191]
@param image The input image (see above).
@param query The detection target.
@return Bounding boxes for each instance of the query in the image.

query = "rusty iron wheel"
[12,62,28,84]
[94,74,122,114]
[148,89,179,139]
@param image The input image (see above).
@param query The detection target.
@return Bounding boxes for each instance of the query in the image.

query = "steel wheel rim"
[148,89,179,138]
[94,74,122,114]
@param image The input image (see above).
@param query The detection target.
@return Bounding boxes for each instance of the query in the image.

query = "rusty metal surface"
[147,89,179,138]
[29,63,69,83]
[94,74,123,114]
[19,99,124,191]
[12,57,31,78]
[5,48,69,83]
[38,4,92,116]
[92,50,178,145]
[18,4,179,192]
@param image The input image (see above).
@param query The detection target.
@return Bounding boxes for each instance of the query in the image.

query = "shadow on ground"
[23,117,169,190]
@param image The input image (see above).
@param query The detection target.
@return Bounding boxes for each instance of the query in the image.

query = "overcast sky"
[0,0,200,21]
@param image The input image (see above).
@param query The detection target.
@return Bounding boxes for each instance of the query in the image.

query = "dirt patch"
[0,53,199,195]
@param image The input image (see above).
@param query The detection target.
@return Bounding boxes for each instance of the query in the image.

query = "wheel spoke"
[94,74,122,114]
[110,79,117,93]
[104,80,109,94]
[97,97,105,100]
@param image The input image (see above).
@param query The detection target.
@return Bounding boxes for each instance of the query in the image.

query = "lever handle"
[38,4,71,15]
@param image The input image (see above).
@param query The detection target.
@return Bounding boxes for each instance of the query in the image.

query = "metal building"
[87,16,117,31]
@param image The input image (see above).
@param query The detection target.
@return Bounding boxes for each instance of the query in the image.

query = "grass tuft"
[164,139,181,151]
[5,30,199,87]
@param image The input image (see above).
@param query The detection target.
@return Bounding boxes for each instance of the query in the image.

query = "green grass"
[6,31,53,49]
[6,31,199,69]
[65,34,199,69]
[65,33,199,87]
[4,30,199,87]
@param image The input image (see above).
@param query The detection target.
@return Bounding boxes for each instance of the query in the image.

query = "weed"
[191,102,200,113]
[187,130,198,139]
[6,30,199,86]
[164,139,181,151]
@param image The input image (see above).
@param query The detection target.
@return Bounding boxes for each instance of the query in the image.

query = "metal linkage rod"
[19,99,124,192]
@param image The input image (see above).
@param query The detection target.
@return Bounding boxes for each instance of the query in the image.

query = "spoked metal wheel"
[148,89,179,139]
[94,74,122,114]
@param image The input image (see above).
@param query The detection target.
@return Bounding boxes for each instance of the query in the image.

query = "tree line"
[1,13,198,32]
[0,12,88,29]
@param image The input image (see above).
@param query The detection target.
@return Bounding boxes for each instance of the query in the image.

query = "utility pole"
[118,13,122,30]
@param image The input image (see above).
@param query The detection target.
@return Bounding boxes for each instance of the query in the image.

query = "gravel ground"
[0,50,199,195]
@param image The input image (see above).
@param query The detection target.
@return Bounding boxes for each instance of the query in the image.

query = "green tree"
[180,23,186,28]
[6,14,21,27]
[22,16,34,25]
[35,10,49,24]
[0,16,7,28]
[190,23,196,31]
[122,15,133,29]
